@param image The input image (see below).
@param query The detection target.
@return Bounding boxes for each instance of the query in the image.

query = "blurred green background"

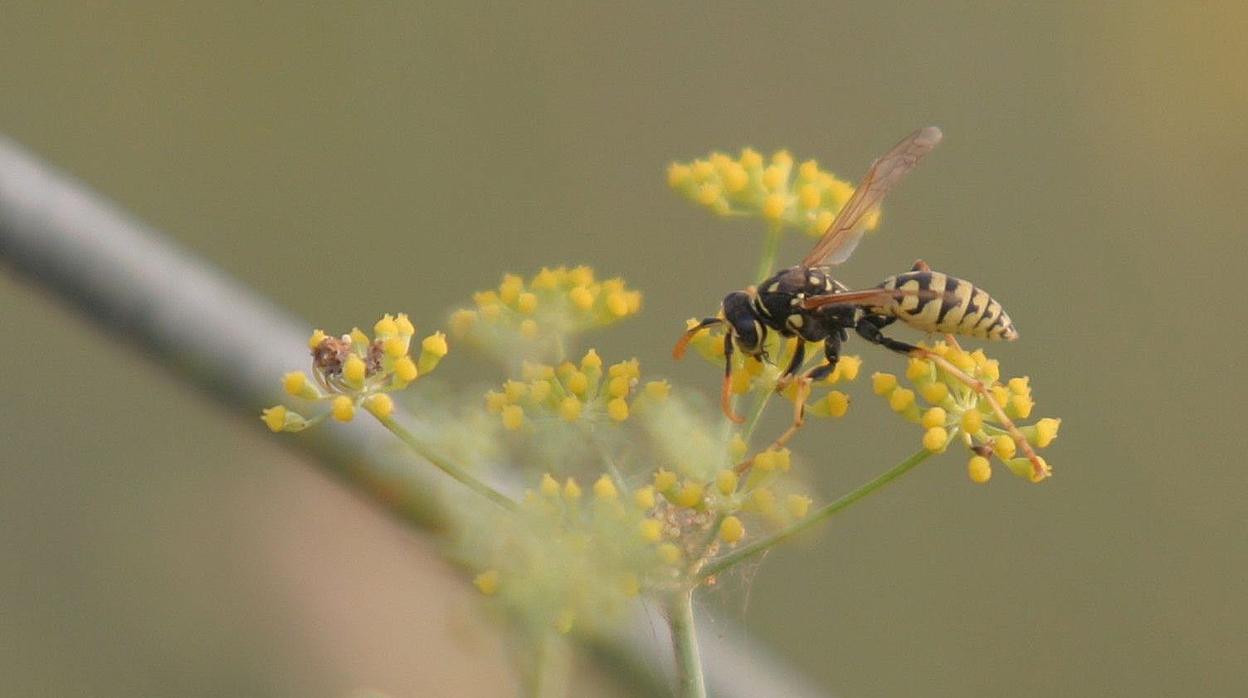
[2,3,1246,696]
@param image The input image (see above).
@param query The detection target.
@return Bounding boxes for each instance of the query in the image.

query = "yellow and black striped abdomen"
[875,271,1018,340]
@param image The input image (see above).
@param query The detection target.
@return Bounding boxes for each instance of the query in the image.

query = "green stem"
[376,414,516,511]
[698,448,932,580]
[667,590,706,698]
[754,223,784,283]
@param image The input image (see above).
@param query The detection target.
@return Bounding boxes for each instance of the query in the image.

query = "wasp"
[674,127,1046,478]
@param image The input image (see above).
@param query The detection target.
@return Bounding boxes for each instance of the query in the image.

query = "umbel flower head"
[871,341,1060,483]
[261,313,448,432]
[485,349,671,431]
[464,472,667,636]
[450,267,641,367]
[668,147,877,237]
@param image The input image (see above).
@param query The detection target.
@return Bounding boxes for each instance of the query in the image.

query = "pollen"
[967,456,992,484]
[473,570,500,595]
[695,183,722,207]
[906,357,933,382]
[960,409,984,435]
[503,380,528,402]
[448,309,476,336]
[719,516,745,544]
[644,380,671,400]
[762,193,787,221]
[528,380,552,403]
[516,292,538,314]
[739,147,763,169]
[395,313,415,336]
[261,405,288,433]
[331,395,355,422]
[283,371,309,397]
[540,473,560,498]
[607,375,631,399]
[392,353,418,383]
[823,390,849,417]
[722,162,749,193]
[639,518,664,543]
[922,426,949,452]
[653,469,678,492]
[364,394,394,419]
[921,407,947,429]
[484,391,509,413]
[607,398,629,422]
[1009,394,1035,419]
[667,162,692,188]
[569,286,595,311]
[593,475,619,500]
[673,481,705,509]
[1032,418,1061,448]
[786,494,812,519]
[606,291,630,317]
[798,183,821,209]
[634,486,656,510]
[889,388,916,413]
[565,371,589,396]
[992,434,1017,459]
[715,469,739,496]
[581,348,603,371]
[307,329,328,350]
[382,336,407,359]
[343,355,366,387]
[749,488,777,516]
[658,543,683,565]
[501,404,525,431]
[873,372,898,395]
[920,381,949,405]
[563,478,582,500]
[374,314,399,338]
[559,396,582,422]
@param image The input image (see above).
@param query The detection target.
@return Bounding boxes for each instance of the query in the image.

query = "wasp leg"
[854,314,919,355]
[736,377,811,474]
[805,332,843,382]
[774,339,807,391]
[720,332,745,424]
[673,317,723,359]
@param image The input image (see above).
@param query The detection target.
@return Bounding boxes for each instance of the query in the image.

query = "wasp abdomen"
[876,271,1018,340]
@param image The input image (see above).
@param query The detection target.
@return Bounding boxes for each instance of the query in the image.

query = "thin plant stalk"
[667,589,707,698]
[699,448,932,580]
[375,414,516,511]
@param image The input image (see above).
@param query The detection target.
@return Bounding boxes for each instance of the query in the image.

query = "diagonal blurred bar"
[0,135,830,698]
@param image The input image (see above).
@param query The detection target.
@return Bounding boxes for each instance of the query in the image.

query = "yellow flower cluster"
[681,318,860,418]
[450,267,642,364]
[639,450,817,566]
[668,148,875,237]
[261,314,448,432]
[870,342,1060,484]
[467,472,668,636]
[485,349,669,430]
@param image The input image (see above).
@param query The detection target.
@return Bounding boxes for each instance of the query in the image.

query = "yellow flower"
[474,570,500,595]
[331,396,355,422]
[719,516,745,544]
[364,394,394,419]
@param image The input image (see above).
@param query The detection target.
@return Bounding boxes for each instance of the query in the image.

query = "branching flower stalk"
[261,145,1060,698]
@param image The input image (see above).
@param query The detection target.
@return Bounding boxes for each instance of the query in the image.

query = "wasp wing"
[801,126,943,268]
[801,287,942,310]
